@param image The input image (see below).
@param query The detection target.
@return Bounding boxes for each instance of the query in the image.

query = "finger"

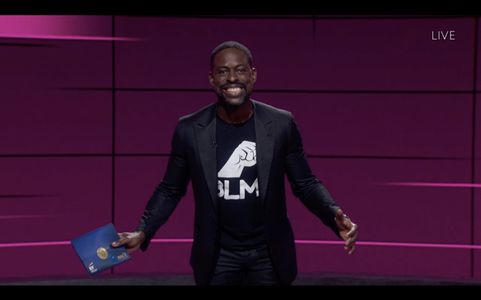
[246,149,255,160]
[112,237,129,247]
[346,233,358,246]
[244,144,254,151]
[113,233,127,247]
[345,239,358,256]
[345,236,356,248]
[345,234,358,249]
[351,224,359,239]
[344,235,356,247]
[246,150,254,161]
[241,145,256,159]
[241,143,256,155]
[346,223,358,238]
[239,149,247,159]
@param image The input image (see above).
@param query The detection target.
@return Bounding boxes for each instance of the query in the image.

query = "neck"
[217,99,253,124]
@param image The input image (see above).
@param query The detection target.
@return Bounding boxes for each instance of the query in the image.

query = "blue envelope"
[71,223,131,275]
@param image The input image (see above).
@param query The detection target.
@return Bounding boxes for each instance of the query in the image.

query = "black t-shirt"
[216,114,265,250]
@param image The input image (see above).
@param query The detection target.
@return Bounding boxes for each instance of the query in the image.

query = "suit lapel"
[253,101,274,206]
[195,106,219,212]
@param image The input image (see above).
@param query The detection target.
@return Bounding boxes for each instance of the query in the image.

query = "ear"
[251,67,257,84]
[208,71,215,87]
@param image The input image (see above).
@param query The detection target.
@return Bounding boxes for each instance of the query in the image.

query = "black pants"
[209,243,282,286]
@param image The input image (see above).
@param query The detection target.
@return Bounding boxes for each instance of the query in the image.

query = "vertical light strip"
[111,14,116,276]
[470,16,480,278]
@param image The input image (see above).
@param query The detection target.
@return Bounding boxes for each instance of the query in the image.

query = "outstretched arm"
[112,121,190,253]
[285,115,358,253]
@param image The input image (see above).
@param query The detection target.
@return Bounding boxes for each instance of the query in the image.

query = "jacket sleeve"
[284,114,341,237]
[136,120,190,250]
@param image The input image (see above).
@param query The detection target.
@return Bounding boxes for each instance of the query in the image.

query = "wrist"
[138,231,146,242]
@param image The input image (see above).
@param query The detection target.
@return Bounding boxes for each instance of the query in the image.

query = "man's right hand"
[111,231,146,254]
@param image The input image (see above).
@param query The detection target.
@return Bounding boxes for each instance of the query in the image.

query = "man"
[112,41,358,286]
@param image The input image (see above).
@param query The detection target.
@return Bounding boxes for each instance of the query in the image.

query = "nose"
[226,70,239,82]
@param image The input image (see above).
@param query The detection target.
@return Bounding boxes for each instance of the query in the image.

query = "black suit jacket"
[137,100,341,285]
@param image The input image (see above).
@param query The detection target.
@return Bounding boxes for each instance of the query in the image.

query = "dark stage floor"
[2,273,480,286]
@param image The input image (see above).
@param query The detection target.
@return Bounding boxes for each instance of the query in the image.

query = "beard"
[217,93,251,109]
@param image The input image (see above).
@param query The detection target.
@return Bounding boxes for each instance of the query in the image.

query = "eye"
[236,68,247,74]
[216,69,228,76]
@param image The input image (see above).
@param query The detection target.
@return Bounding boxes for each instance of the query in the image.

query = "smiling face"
[209,47,257,107]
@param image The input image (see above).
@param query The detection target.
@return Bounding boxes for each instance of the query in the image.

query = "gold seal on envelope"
[96,247,108,260]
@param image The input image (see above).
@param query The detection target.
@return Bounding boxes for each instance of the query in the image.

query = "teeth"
[224,87,243,96]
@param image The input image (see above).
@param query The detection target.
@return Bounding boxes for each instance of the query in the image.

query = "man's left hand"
[334,209,359,255]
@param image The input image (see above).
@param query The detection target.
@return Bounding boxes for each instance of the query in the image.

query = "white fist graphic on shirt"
[218,141,256,178]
